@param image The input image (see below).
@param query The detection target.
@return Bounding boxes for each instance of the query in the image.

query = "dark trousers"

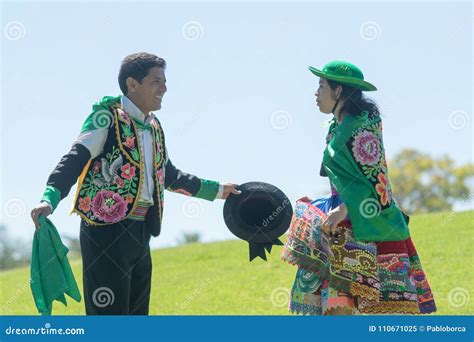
[79,219,152,315]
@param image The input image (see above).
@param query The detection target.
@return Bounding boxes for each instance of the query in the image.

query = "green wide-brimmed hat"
[309,60,377,91]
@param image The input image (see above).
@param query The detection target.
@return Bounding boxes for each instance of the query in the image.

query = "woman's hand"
[321,203,348,235]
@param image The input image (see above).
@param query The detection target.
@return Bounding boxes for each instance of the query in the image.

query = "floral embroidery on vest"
[73,104,142,225]
[346,116,393,210]
[116,108,141,164]
[151,118,166,221]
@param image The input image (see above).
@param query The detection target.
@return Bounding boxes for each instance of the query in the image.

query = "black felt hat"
[223,182,293,261]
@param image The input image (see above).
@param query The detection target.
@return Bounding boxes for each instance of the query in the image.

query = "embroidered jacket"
[41,96,220,237]
[322,111,409,242]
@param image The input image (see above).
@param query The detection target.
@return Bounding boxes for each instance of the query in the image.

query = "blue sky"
[1,1,472,249]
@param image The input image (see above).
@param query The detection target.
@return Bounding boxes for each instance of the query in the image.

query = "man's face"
[127,67,167,113]
[314,78,337,114]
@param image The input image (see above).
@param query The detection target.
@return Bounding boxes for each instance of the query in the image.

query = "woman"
[281,60,436,315]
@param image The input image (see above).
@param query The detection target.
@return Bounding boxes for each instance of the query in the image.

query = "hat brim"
[223,182,293,244]
[308,66,377,91]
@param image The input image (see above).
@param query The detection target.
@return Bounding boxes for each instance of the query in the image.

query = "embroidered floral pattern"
[352,130,380,166]
[283,198,380,315]
[152,119,166,220]
[124,136,135,149]
[155,168,164,187]
[120,163,136,181]
[75,106,142,224]
[78,196,91,213]
[153,119,164,166]
[375,172,392,206]
[118,111,140,163]
[92,161,101,174]
[114,177,125,188]
[345,118,394,210]
[77,149,139,223]
[117,108,131,125]
[91,190,127,223]
[74,104,167,226]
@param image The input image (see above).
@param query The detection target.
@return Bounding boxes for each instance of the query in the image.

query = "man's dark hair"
[118,52,166,95]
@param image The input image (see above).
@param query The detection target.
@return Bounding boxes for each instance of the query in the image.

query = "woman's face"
[315,78,337,114]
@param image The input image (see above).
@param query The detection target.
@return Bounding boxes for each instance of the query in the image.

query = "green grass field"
[1,210,472,315]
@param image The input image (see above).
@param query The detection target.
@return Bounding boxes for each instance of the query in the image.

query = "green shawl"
[322,111,409,242]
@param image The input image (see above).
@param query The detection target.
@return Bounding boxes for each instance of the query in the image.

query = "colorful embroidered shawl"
[322,111,409,242]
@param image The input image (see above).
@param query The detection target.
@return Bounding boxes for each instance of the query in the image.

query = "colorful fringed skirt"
[281,190,437,315]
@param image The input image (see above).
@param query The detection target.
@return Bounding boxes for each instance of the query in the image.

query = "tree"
[176,231,202,245]
[0,224,30,270]
[389,149,473,214]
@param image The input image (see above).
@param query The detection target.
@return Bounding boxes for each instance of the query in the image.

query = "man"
[31,52,240,315]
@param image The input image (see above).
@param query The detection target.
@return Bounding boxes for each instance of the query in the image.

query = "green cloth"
[322,111,409,242]
[81,95,154,132]
[131,117,152,131]
[80,95,121,133]
[30,216,81,315]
